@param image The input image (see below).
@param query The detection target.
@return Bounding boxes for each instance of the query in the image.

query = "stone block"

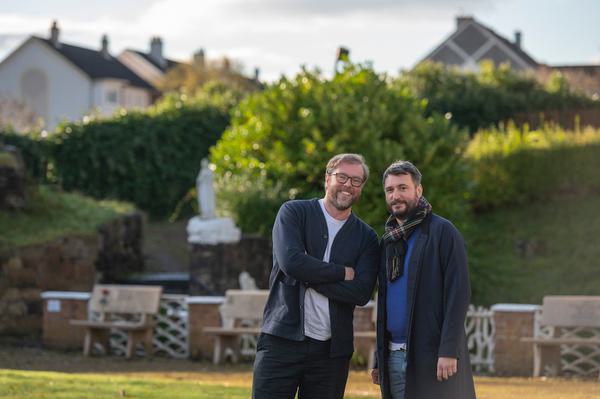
[187,299,223,359]
[42,297,88,349]
[492,304,538,376]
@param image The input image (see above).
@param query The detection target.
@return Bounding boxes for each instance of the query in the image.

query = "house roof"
[35,36,156,91]
[478,24,538,68]
[421,17,538,70]
[129,50,182,73]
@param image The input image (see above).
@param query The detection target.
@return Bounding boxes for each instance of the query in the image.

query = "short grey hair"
[382,160,422,186]
[326,153,369,182]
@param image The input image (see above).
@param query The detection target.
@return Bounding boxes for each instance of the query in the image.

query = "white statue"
[196,158,216,219]
[239,271,257,290]
[187,158,241,245]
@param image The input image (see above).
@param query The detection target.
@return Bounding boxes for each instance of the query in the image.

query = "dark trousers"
[252,333,351,399]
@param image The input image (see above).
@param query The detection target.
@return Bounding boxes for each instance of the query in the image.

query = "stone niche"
[189,235,272,295]
[0,213,144,338]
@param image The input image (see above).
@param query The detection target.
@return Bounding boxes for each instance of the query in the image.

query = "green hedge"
[403,61,598,133]
[2,89,233,219]
[467,123,600,210]
[49,95,230,218]
[0,129,51,182]
[211,64,470,234]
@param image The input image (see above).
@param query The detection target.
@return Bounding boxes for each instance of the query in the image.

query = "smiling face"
[384,173,423,221]
[324,162,365,211]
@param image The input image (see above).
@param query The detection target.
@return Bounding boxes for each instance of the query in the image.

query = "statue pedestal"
[186,217,241,245]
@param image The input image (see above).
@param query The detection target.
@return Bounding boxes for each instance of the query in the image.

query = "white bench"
[70,284,163,359]
[203,289,269,364]
[521,295,600,377]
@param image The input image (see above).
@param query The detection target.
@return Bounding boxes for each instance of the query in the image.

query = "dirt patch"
[0,342,252,376]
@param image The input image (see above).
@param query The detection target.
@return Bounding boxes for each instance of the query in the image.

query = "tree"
[160,55,262,95]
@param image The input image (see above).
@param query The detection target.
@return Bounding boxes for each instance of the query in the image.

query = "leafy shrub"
[211,64,470,235]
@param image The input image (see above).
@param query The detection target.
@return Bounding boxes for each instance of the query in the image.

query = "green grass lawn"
[0,185,134,253]
[1,369,599,399]
[466,191,600,305]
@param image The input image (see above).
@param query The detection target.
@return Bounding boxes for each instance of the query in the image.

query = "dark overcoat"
[375,213,476,399]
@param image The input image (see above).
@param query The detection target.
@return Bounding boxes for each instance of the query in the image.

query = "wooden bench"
[521,296,600,377]
[203,289,269,364]
[70,284,163,359]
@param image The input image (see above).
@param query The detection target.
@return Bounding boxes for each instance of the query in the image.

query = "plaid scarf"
[382,197,432,282]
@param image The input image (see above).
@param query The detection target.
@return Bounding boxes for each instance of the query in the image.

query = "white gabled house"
[0,21,156,130]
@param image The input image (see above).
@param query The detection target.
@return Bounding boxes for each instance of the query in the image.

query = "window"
[106,90,118,104]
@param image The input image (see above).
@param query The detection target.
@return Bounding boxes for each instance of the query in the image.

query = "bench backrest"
[220,289,269,325]
[541,295,600,327]
[89,284,163,315]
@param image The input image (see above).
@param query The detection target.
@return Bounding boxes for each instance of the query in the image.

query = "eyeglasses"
[329,172,364,187]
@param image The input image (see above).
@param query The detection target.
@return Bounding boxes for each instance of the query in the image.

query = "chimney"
[254,67,260,81]
[456,15,474,30]
[150,37,166,68]
[100,34,110,59]
[50,20,60,48]
[514,30,522,48]
[193,48,205,68]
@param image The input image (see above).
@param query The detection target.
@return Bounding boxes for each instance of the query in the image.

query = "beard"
[387,198,418,220]
[327,187,360,211]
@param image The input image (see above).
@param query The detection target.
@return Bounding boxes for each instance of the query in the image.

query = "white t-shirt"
[304,199,347,341]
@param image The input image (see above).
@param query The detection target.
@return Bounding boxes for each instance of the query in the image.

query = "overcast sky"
[1,0,599,81]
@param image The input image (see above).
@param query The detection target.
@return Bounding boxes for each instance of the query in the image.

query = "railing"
[466,305,495,373]
[109,294,189,359]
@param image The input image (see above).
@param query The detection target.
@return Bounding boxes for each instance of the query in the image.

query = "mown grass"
[0,185,135,252]
[1,369,599,399]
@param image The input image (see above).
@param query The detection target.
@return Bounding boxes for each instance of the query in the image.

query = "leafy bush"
[403,61,598,133]
[211,64,470,235]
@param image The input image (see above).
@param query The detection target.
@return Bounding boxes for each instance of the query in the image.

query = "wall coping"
[491,303,540,312]
[186,296,225,305]
[41,291,91,300]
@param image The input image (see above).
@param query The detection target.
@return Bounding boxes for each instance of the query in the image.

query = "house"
[0,21,156,130]
[420,16,600,97]
[420,16,538,72]
[118,37,183,92]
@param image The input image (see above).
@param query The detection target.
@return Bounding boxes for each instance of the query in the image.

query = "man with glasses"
[252,153,379,399]
[370,160,476,399]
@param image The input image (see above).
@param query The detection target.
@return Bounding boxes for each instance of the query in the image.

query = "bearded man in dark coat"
[371,160,476,399]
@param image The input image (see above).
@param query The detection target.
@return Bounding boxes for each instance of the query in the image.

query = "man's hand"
[344,267,355,281]
[370,368,379,385]
[437,357,457,382]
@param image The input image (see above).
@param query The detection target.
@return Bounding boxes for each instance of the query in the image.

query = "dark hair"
[326,153,369,182]
[382,160,422,186]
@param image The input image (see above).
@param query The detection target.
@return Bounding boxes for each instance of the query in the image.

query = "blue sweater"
[386,228,419,344]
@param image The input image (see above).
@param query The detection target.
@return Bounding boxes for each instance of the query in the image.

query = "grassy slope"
[467,191,600,305]
[1,369,599,399]
[0,186,135,253]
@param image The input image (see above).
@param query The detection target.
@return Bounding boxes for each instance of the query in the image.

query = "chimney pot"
[456,15,474,30]
[101,34,110,59]
[50,20,60,48]
[514,30,522,48]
